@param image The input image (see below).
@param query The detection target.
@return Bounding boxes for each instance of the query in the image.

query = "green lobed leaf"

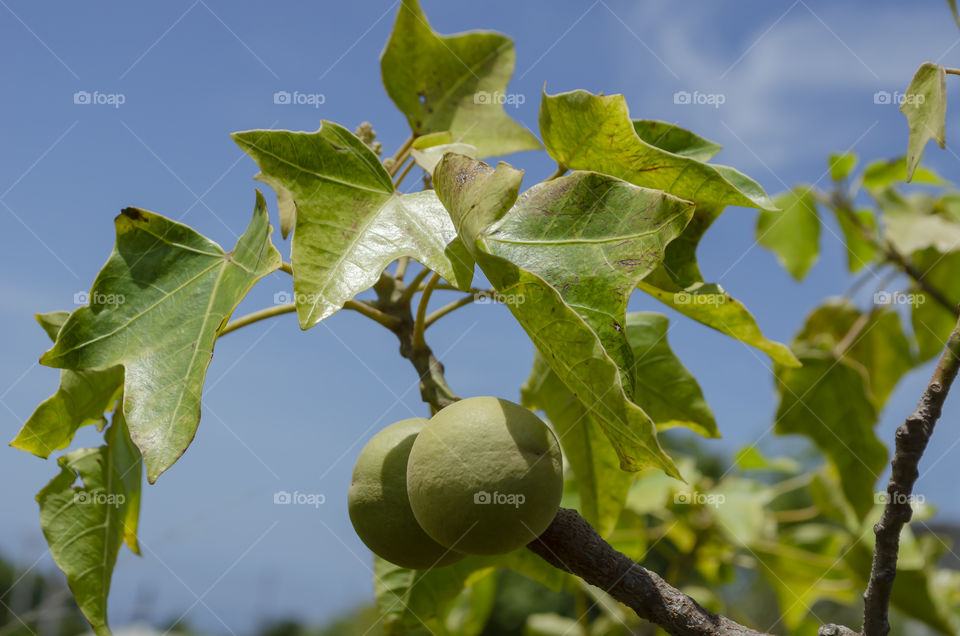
[794,298,914,408]
[774,351,885,520]
[40,193,282,482]
[711,477,776,547]
[37,310,70,339]
[435,154,681,477]
[521,352,633,537]
[733,446,800,473]
[375,557,493,635]
[901,62,947,182]
[831,206,877,272]
[539,89,776,211]
[870,186,960,255]
[861,156,946,188]
[375,550,569,634]
[37,411,142,636]
[380,0,540,158]
[758,188,820,281]
[911,248,960,361]
[253,171,297,240]
[631,120,722,162]
[828,152,858,181]
[443,574,496,636]
[522,313,714,534]
[411,131,454,150]
[637,206,799,367]
[625,313,717,437]
[233,123,474,329]
[750,534,857,630]
[11,312,123,458]
[476,167,694,387]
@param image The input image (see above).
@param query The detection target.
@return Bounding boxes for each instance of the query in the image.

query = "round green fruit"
[406,397,564,555]
[348,418,465,569]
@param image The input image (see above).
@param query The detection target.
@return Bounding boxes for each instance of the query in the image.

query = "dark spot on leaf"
[121,208,144,221]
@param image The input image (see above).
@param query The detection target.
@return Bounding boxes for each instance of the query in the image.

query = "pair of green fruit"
[348,397,564,569]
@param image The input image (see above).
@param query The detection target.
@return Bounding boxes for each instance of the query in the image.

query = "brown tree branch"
[527,509,771,636]
[859,315,960,636]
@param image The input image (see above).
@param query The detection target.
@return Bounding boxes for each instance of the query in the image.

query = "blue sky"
[2,0,960,632]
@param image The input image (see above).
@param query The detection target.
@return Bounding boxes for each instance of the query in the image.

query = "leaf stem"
[400,267,433,306]
[219,299,399,337]
[945,67,960,76]
[343,299,402,329]
[424,293,478,328]
[768,473,814,499]
[832,311,872,358]
[546,164,568,181]
[394,157,416,188]
[280,262,293,276]
[219,303,296,336]
[387,135,415,178]
[395,257,410,281]
[413,272,441,350]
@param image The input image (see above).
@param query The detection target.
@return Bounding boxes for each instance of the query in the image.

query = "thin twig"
[546,164,568,181]
[424,293,478,328]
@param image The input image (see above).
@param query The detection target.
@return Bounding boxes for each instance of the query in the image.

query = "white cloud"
[608,1,960,173]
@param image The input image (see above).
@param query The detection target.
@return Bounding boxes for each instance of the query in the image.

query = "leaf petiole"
[413,272,441,350]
